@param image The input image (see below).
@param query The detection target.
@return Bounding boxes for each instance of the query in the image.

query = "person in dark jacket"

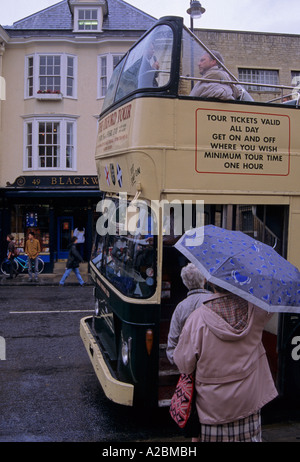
[6,234,18,279]
[59,236,84,286]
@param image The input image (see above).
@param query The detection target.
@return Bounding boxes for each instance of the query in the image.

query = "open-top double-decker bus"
[80,16,300,408]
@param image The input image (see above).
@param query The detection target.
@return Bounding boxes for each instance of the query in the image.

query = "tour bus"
[80,16,300,408]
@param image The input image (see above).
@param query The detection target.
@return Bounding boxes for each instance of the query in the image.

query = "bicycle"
[0,254,44,276]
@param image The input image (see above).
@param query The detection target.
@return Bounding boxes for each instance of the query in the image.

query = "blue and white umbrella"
[175,225,300,313]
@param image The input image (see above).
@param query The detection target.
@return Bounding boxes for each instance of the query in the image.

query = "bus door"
[158,202,219,402]
[157,202,290,403]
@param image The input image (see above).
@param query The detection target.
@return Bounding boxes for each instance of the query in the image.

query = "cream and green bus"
[80,16,300,408]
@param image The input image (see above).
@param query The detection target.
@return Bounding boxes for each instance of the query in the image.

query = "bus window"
[90,233,104,270]
[96,198,157,299]
[115,24,173,101]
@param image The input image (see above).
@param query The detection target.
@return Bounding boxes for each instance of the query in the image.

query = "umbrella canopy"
[174,225,300,313]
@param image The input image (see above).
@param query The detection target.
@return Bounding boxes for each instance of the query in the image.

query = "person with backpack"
[6,234,18,279]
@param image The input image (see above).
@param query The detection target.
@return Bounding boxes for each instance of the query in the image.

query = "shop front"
[0,175,102,272]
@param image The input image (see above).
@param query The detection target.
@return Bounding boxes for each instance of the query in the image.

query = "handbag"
[169,373,195,428]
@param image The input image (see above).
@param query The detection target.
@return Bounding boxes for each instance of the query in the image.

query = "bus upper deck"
[96,17,300,205]
[81,16,300,408]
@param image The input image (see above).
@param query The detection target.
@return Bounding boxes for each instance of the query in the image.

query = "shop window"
[10,205,50,261]
[24,117,76,171]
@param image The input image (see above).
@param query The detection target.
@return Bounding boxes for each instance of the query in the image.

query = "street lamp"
[187,0,206,19]
[187,1,205,31]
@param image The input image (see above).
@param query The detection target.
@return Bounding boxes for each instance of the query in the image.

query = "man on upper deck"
[138,41,160,88]
[190,51,241,101]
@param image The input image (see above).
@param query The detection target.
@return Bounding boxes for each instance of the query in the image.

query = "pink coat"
[173,298,278,425]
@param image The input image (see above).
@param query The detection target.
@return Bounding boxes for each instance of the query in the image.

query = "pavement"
[0,261,93,286]
[1,262,300,442]
[262,420,300,442]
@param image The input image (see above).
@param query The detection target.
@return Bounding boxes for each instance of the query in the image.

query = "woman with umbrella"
[171,225,300,442]
[173,287,278,441]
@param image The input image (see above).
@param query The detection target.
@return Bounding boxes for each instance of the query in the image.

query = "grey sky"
[1,0,300,34]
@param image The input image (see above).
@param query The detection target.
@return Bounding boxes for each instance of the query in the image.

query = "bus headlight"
[95,299,100,316]
[121,340,129,365]
[146,329,153,355]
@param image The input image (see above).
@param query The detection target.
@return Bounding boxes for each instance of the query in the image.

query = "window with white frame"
[238,68,279,92]
[99,56,107,97]
[67,56,75,97]
[39,55,61,92]
[98,54,123,98]
[73,7,102,32]
[291,71,300,87]
[78,8,98,30]
[27,56,34,97]
[25,54,77,98]
[24,118,76,171]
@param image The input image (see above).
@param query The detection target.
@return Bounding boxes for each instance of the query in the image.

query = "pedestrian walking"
[6,234,18,279]
[25,231,41,282]
[59,236,85,286]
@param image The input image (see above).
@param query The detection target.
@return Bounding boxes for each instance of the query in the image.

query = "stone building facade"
[196,28,300,102]
[0,0,155,268]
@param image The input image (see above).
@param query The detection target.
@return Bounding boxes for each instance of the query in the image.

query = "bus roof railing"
[185,26,300,104]
[180,75,300,103]
[182,75,299,93]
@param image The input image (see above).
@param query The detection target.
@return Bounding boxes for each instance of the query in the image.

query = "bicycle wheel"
[37,257,44,274]
[1,259,19,276]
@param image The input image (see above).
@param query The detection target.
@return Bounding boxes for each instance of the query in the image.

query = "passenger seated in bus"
[166,263,213,364]
[138,41,160,88]
[134,239,154,279]
[190,51,240,101]
[111,238,129,263]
